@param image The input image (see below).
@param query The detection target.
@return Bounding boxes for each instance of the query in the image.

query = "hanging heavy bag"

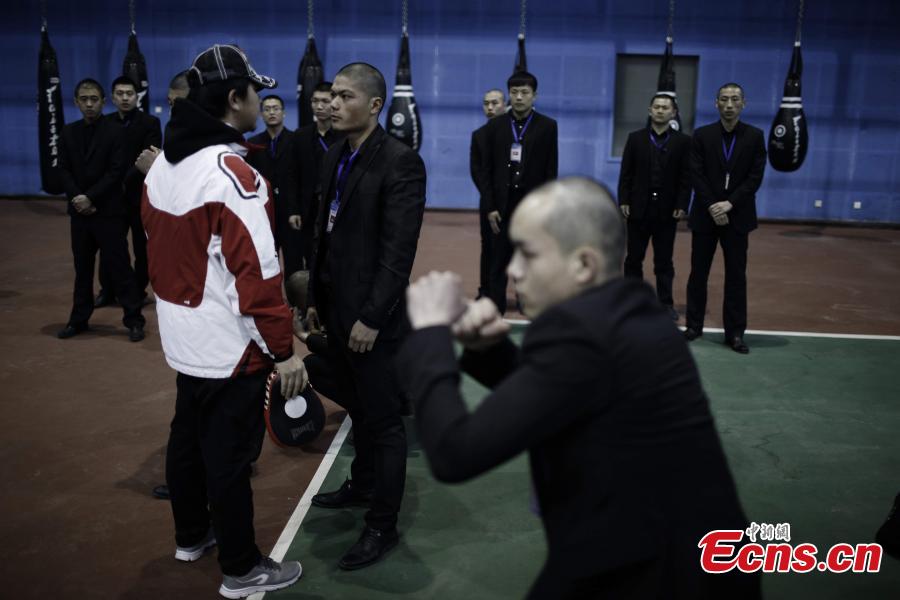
[514,33,527,74]
[768,41,808,171]
[297,37,323,128]
[387,34,422,151]
[38,26,65,194]
[122,32,149,112]
[654,37,682,131]
[264,371,326,448]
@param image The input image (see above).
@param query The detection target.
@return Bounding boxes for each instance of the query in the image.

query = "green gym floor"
[267,327,900,600]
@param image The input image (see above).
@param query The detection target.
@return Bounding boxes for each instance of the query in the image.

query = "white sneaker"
[174,528,216,562]
[219,556,302,599]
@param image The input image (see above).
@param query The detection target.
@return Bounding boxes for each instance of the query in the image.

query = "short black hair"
[169,70,189,92]
[650,93,678,111]
[261,94,284,109]
[507,71,538,93]
[187,77,253,119]
[74,78,104,99]
[313,81,333,94]
[717,82,744,99]
[111,75,137,92]
[335,63,386,113]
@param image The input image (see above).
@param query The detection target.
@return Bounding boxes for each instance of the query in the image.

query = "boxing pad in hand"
[387,34,422,151]
[264,371,325,447]
[768,42,808,172]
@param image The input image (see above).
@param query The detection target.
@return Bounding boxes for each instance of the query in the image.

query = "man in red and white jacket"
[142,45,305,599]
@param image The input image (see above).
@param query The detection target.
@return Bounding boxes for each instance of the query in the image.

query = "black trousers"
[68,214,143,328]
[685,227,749,340]
[166,372,267,576]
[624,216,678,307]
[323,303,407,531]
[100,204,148,296]
[477,203,493,299]
[487,190,526,314]
[299,199,320,271]
[275,216,303,278]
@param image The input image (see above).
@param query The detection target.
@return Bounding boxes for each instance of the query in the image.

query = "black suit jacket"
[58,116,127,217]
[112,110,162,207]
[469,123,490,210]
[481,111,558,215]
[308,126,426,341]
[247,128,301,220]
[293,124,345,224]
[398,279,751,598]
[617,126,692,219]
[689,121,767,234]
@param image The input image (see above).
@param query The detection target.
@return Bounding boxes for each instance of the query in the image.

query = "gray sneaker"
[219,556,302,599]
[174,528,217,562]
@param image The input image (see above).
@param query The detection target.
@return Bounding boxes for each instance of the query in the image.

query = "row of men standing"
[471,80,766,353]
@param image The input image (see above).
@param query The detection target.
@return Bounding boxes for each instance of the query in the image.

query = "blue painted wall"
[4,0,899,223]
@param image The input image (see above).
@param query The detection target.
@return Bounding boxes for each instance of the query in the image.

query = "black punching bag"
[297,37,323,128]
[514,33,527,73]
[655,37,682,131]
[387,33,422,151]
[122,32,149,112]
[38,26,65,194]
[768,41,808,172]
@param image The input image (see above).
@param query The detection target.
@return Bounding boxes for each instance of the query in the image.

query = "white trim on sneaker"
[218,561,302,599]
[174,533,217,562]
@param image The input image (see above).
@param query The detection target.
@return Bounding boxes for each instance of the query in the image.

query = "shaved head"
[335,62,386,113]
[523,177,625,277]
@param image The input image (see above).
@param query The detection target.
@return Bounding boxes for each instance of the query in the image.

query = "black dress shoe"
[876,493,900,559]
[152,484,170,500]
[311,479,373,509]
[727,336,749,354]
[683,327,702,341]
[338,527,399,570]
[94,290,114,308]
[128,325,145,342]
[57,323,88,339]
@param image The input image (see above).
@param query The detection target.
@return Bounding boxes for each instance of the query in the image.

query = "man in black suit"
[306,63,426,570]
[684,83,767,354]
[294,81,344,269]
[57,78,145,341]
[618,93,692,321]
[401,177,759,599]
[247,95,303,276]
[96,75,162,306]
[479,71,557,313]
[471,89,506,299]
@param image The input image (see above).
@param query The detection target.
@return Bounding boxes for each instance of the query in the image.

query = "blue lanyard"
[318,136,329,152]
[334,147,360,206]
[722,134,737,162]
[649,130,670,150]
[269,133,279,159]
[510,112,535,144]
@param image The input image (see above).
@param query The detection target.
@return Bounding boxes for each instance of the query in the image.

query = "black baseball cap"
[189,44,277,90]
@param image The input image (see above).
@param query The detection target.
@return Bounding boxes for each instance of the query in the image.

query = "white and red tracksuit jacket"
[142,99,293,378]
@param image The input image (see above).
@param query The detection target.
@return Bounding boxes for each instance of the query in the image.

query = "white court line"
[504,319,900,341]
[250,416,352,600]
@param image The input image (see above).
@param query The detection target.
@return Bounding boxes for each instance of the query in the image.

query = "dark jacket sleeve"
[690,132,715,211]
[85,129,126,208]
[358,149,427,329]
[57,127,82,200]
[618,133,635,207]
[676,137,693,211]
[397,311,608,483]
[124,116,163,202]
[481,123,497,214]
[469,131,481,192]
[727,129,766,210]
[546,118,559,182]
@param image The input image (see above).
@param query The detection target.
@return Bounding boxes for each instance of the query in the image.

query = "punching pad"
[514,33,527,74]
[38,27,65,194]
[264,372,325,448]
[768,42,808,172]
[386,34,422,151]
[122,32,149,112]
[653,37,682,131]
[297,37,323,129]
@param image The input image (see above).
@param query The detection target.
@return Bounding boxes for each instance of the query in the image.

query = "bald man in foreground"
[400,177,760,599]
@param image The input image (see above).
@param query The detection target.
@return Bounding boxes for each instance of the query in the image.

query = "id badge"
[326,199,339,233]
[510,143,523,163]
